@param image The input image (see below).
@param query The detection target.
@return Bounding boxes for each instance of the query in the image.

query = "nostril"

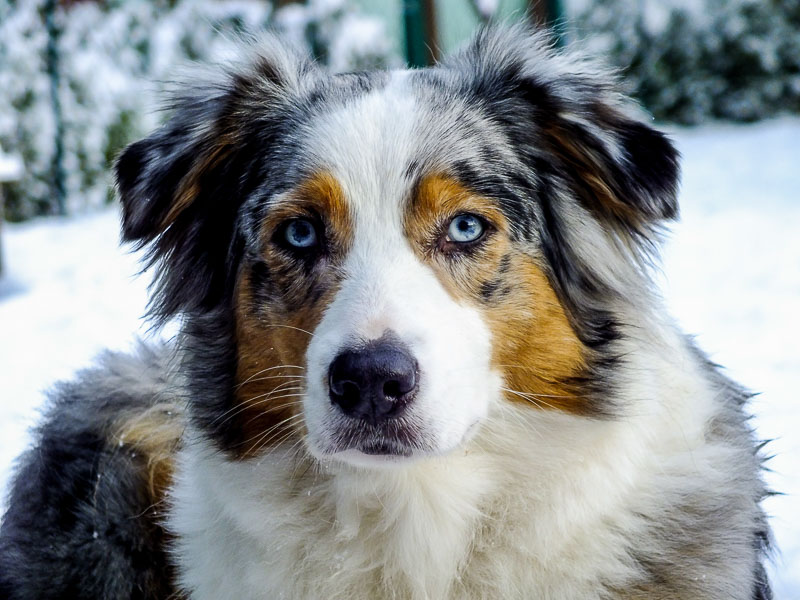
[383,379,401,399]
[338,381,361,408]
[382,368,417,399]
[329,374,352,398]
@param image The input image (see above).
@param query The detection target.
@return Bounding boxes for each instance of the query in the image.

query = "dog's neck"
[168,323,716,599]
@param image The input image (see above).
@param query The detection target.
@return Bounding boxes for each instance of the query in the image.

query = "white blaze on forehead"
[303,70,418,215]
[302,71,501,461]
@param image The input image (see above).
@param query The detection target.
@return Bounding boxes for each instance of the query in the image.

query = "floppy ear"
[115,93,240,323]
[535,96,680,238]
[455,25,680,241]
[115,41,315,322]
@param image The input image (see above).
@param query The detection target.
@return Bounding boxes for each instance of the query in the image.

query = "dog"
[0,25,772,599]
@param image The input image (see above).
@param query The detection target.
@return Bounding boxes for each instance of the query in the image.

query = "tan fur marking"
[407,174,508,255]
[259,171,353,249]
[484,258,588,414]
[233,276,315,458]
[234,172,351,458]
[407,174,589,414]
[161,137,234,231]
[112,402,185,500]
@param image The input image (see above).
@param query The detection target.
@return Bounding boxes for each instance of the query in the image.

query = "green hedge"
[575,0,800,124]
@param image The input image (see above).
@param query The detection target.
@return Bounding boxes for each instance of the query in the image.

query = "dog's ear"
[453,25,680,239]
[533,94,680,238]
[115,40,315,322]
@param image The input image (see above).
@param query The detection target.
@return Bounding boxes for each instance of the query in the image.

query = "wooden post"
[403,0,438,67]
[528,0,566,46]
[0,150,24,276]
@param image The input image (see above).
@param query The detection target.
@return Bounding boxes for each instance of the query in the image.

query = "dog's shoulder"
[0,343,183,600]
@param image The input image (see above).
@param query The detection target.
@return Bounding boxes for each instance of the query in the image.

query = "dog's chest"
[167,437,646,600]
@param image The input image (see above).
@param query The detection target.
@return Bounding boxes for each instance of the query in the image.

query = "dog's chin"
[308,418,484,469]
[329,446,419,468]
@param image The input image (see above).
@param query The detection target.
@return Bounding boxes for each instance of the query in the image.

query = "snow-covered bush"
[573,0,800,124]
[0,0,397,222]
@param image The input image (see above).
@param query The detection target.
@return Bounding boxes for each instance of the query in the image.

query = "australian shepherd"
[0,25,772,600]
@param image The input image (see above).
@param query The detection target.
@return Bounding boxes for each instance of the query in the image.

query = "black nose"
[328,338,418,424]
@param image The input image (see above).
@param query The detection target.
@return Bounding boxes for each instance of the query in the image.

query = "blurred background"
[0,0,798,596]
[2,0,800,220]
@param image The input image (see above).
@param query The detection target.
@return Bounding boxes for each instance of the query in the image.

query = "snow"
[1,118,798,594]
[0,209,155,495]
[659,118,800,597]
[0,150,22,182]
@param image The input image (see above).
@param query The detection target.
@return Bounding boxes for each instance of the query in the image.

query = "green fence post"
[44,0,66,216]
[530,0,567,46]
[403,0,437,67]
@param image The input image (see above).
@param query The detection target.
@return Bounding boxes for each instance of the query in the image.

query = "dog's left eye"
[283,218,318,249]
[447,214,485,243]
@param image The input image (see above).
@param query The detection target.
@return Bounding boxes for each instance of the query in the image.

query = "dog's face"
[116,27,679,465]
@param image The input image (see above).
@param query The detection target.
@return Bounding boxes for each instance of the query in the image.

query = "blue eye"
[447,214,484,243]
[284,219,318,248]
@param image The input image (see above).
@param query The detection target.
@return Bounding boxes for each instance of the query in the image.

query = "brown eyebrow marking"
[405,173,507,244]
[260,171,353,250]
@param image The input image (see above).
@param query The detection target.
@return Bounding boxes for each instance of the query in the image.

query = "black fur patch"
[479,278,503,302]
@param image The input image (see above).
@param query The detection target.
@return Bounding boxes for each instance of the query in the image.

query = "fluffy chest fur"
[168,324,758,600]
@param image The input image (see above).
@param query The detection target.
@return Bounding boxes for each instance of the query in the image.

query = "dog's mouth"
[323,419,427,459]
[310,413,487,464]
[356,441,413,457]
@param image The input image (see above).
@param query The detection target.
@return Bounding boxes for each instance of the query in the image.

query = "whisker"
[500,387,561,410]
[240,374,305,386]
[252,428,304,456]
[288,442,315,485]
[235,413,306,449]
[246,380,305,398]
[234,364,305,390]
[212,388,305,429]
[239,398,306,428]
[242,385,305,405]
[244,414,307,453]
[211,382,304,427]
[263,324,315,337]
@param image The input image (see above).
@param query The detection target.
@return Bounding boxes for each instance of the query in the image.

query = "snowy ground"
[1,118,798,595]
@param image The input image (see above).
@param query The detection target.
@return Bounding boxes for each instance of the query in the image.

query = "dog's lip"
[324,419,422,457]
[356,441,413,456]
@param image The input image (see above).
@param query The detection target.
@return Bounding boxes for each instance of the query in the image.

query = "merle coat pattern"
[0,26,772,600]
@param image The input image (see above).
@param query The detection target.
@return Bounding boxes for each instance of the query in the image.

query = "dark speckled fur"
[0,345,180,600]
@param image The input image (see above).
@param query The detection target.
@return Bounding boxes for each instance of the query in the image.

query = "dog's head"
[116,26,679,465]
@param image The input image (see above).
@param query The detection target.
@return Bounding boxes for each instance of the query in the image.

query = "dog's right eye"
[280,218,319,250]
